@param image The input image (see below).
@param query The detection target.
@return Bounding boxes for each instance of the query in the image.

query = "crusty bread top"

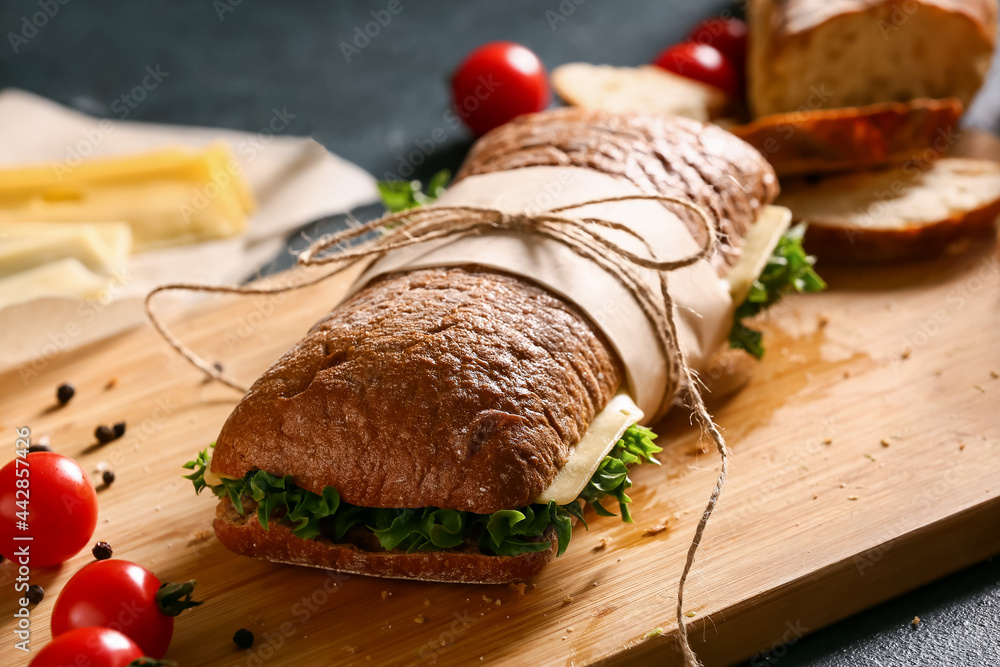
[771,0,997,40]
[455,108,779,272]
[777,157,1000,230]
[212,267,621,513]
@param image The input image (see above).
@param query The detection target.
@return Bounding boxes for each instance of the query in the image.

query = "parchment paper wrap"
[353,166,734,418]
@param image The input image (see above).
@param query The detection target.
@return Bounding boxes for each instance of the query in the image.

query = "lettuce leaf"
[183,424,659,558]
[729,224,826,359]
[376,169,451,213]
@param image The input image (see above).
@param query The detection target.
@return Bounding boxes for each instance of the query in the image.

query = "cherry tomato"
[687,17,748,73]
[30,627,144,667]
[451,41,550,136]
[0,452,98,567]
[52,559,200,659]
[653,42,740,98]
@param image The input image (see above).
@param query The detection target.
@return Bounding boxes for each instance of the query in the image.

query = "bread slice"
[551,63,728,122]
[748,0,997,117]
[777,158,1000,262]
[213,498,557,584]
[730,98,963,176]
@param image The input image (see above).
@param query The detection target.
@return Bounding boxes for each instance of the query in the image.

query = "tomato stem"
[155,580,203,617]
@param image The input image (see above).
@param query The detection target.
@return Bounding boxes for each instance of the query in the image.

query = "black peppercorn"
[113,422,126,438]
[92,541,113,560]
[56,383,75,405]
[26,585,44,605]
[95,425,115,444]
[102,470,116,486]
[27,444,52,453]
[233,628,254,649]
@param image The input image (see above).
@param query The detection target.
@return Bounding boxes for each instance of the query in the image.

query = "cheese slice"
[725,205,793,305]
[204,452,239,487]
[0,144,255,252]
[535,392,644,505]
[0,222,131,278]
[0,258,111,309]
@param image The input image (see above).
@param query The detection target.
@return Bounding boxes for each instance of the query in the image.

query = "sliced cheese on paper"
[0,258,111,309]
[725,205,793,305]
[0,221,132,278]
[0,143,255,251]
[535,392,644,505]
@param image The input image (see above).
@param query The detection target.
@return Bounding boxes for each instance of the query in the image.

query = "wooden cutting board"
[1,242,998,667]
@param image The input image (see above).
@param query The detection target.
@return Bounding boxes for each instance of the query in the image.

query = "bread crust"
[212,267,622,513]
[730,98,963,176]
[455,108,779,272]
[213,498,557,584]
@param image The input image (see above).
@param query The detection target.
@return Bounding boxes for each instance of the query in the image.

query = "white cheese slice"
[724,205,793,305]
[0,222,132,278]
[0,258,111,309]
[204,451,240,487]
[535,392,644,505]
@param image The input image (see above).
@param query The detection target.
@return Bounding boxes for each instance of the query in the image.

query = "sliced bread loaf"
[730,98,963,176]
[748,0,997,117]
[777,158,1000,262]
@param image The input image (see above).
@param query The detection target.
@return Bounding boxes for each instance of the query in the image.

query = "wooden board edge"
[593,495,1000,666]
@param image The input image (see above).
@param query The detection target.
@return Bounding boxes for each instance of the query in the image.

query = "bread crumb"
[840,482,847,488]
[562,596,574,605]
[823,437,833,445]
[812,494,819,500]
[959,443,966,451]
[848,495,859,501]
[381,590,391,600]
[423,598,431,607]
[643,523,669,537]
[495,599,501,607]
[843,371,850,379]
[991,370,999,379]
[561,636,567,641]
[566,626,574,632]
[594,537,612,551]
[341,645,358,654]
[880,438,892,448]
[188,529,212,546]
[684,611,696,618]
[817,313,830,328]
[911,616,921,627]
[509,583,527,596]
[482,595,493,604]
[901,349,912,359]
[414,615,426,624]
[105,377,118,390]
[973,384,987,393]
[864,453,877,462]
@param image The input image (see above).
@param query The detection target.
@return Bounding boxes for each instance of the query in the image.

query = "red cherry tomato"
[30,627,144,667]
[653,42,739,98]
[451,41,550,136]
[0,452,98,567]
[52,559,199,659]
[687,17,748,72]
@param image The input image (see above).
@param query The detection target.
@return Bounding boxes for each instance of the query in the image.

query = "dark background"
[2,1,998,665]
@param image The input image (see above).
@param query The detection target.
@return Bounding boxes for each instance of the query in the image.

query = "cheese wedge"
[535,392,643,505]
[0,222,131,278]
[0,258,111,309]
[725,205,793,305]
[0,144,255,251]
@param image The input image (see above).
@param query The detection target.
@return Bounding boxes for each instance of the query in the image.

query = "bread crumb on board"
[643,523,669,537]
[414,614,426,624]
[881,438,892,447]
[381,590,392,600]
[594,536,613,551]
[341,645,359,654]
[816,313,830,328]
[911,616,921,627]
[991,370,999,379]
[188,529,213,546]
[901,348,912,360]
[823,437,834,445]
[105,377,119,390]
[562,595,574,605]
[848,495,860,501]
[508,582,527,596]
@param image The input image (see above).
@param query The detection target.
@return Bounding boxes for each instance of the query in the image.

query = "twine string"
[145,194,729,666]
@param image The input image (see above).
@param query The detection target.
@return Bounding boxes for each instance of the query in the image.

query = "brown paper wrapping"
[353,166,734,418]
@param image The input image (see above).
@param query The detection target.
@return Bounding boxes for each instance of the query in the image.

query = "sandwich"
[182,109,823,584]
